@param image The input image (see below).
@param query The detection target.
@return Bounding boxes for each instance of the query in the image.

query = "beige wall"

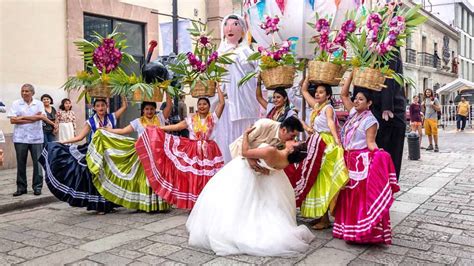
[120,0,208,55]
[0,0,68,134]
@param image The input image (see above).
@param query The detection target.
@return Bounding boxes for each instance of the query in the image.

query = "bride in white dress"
[186,128,315,257]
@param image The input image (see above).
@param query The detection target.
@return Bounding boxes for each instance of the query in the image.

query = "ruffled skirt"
[333,149,400,244]
[39,142,116,212]
[299,132,349,218]
[136,127,224,209]
[87,130,171,212]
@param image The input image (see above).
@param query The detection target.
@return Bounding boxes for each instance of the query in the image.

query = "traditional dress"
[86,114,171,212]
[57,110,76,142]
[333,108,400,244]
[136,112,224,209]
[187,144,314,257]
[39,113,117,212]
[265,103,296,122]
[286,103,348,217]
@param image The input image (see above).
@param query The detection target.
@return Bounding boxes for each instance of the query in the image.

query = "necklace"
[309,101,328,126]
[140,115,160,127]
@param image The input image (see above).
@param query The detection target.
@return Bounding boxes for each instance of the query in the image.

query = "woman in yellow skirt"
[288,77,348,229]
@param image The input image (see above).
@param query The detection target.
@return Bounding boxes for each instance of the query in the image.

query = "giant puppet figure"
[212,14,260,163]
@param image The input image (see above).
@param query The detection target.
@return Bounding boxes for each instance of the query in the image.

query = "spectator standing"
[56,98,76,141]
[7,84,46,196]
[422,88,441,152]
[409,95,423,143]
[457,96,470,131]
[41,94,57,144]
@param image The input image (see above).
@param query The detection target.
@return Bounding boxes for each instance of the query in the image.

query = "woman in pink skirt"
[333,73,400,244]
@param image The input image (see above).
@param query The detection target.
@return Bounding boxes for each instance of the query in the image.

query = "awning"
[437,78,474,94]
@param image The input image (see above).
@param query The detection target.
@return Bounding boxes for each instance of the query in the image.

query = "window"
[83,14,145,127]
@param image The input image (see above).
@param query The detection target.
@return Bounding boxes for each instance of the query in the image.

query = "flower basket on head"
[86,83,112,98]
[191,80,217,98]
[62,28,154,102]
[132,87,163,102]
[239,15,302,90]
[352,67,387,91]
[170,22,234,98]
[260,65,296,90]
[308,61,347,86]
[307,16,356,85]
[346,3,427,90]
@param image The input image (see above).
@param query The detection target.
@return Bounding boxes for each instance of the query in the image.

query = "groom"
[229,116,304,174]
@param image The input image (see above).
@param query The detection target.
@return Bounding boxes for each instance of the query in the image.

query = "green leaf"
[247,52,262,61]
[238,72,257,87]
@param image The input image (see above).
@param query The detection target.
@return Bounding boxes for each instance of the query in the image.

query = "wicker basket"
[86,84,111,98]
[191,80,217,98]
[132,87,164,102]
[308,60,347,86]
[260,66,296,90]
[352,67,387,91]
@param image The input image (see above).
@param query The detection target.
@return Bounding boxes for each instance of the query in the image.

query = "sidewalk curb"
[0,196,58,214]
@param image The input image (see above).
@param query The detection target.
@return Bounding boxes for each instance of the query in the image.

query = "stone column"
[206,0,233,43]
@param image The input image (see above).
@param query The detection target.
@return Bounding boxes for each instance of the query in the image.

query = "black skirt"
[39,142,117,212]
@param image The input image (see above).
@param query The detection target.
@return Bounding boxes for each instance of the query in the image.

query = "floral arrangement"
[239,15,302,87]
[308,15,356,64]
[63,29,154,101]
[169,22,234,90]
[346,2,427,84]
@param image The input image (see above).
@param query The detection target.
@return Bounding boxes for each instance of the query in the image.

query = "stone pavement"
[0,168,56,214]
[0,128,473,265]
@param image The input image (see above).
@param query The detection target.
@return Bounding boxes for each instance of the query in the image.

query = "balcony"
[418,52,442,69]
[405,48,417,64]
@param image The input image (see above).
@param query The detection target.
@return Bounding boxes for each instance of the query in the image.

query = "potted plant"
[63,29,153,100]
[346,3,427,91]
[239,15,302,90]
[169,22,234,98]
[306,16,356,85]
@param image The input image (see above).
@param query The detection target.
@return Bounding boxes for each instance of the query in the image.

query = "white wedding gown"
[186,147,315,257]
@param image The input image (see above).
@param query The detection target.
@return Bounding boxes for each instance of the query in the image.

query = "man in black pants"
[354,49,406,180]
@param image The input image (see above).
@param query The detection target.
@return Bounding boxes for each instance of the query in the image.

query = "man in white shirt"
[8,84,46,196]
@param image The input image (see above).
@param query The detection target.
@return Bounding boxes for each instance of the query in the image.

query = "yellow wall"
[0,0,68,133]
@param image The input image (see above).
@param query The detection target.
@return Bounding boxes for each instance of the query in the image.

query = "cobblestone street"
[0,129,473,265]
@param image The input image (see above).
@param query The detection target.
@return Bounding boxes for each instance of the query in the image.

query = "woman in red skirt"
[136,86,225,209]
[333,73,400,244]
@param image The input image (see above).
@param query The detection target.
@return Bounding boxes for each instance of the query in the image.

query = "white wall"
[0,0,68,133]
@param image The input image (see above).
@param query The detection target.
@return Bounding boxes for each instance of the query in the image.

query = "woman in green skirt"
[87,98,173,212]
[296,77,349,229]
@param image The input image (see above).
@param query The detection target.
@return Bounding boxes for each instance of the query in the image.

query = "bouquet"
[306,15,357,85]
[169,22,234,97]
[346,2,427,89]
[63,29,154,101]
[239,15,302,89]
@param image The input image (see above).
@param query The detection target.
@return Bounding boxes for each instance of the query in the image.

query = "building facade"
[428,0,474,82]
[400,1,460,100]
[0,0,233,169]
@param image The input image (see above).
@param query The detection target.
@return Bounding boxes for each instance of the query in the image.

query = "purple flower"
[93,38,122,73]
[207,51,219,65]
[260,15,280,35]
[341,20,356,33]
[315,18,330,32]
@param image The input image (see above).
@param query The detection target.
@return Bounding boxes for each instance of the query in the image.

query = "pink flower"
[260,15,280,35]
[341,20,356,33]
[315,18,330,32]
[93,38,122,73]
